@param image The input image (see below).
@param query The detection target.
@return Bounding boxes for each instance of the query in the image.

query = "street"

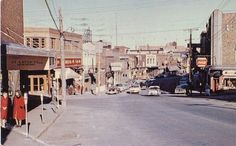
[38,93,236,146]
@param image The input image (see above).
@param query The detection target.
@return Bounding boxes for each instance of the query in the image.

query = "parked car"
[106,87,119,95]
[175,83,189,94]
[115,83,129,92]
[139,86,161,96]
[145,75,180,93]
[126,85,141,94]
[175,75,189,94]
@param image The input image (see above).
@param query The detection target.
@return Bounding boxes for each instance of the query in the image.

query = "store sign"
[57,58,81,68]
[7,55,48,70]
[196,57,207,68]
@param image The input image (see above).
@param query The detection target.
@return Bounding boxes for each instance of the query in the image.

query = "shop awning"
[6,43,55,57]
[54,68,81,79]
[3,43,56,70]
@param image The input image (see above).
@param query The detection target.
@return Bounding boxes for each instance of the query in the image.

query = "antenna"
[83,27,92,43]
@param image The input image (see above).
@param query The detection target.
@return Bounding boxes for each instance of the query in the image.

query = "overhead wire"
[44,0,60,32]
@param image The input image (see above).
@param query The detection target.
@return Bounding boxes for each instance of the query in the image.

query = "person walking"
[1,91,8,128]
[13,90,25,127]
[81,84,84,95]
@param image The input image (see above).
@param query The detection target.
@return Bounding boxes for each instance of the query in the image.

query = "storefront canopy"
[3,43,56,70]
[54,68,81,80]
[6,43,55,57]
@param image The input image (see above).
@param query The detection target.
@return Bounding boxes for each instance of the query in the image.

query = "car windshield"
[149,87,159,90]
[132,85,139,88]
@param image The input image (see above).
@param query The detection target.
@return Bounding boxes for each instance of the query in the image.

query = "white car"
[139,86,161,96]
[115,83,129,92]
[106,88,118,95]
[175,84,188,94]
[126,85,141,94]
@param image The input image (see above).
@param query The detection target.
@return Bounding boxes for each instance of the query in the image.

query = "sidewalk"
[2,98,63,146]
[168,92,236,110]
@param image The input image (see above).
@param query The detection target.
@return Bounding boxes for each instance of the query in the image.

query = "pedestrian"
[13,90,25,127]
[91,84,96,95]
[205,84,210,96]
[1,91,8,128]
[81,85,83,95]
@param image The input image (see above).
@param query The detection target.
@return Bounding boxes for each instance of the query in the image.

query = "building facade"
[127,44,188,79]
[200,9,236,92]
[1,0,55,96]
[82,42,96,91]
[24,27,82,95]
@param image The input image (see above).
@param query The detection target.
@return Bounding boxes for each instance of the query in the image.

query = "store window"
[29,75,48,94]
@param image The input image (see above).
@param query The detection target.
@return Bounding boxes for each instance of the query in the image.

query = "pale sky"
[24,0,236,48]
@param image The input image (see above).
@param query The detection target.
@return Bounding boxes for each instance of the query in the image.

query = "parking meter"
[24,93,28,137]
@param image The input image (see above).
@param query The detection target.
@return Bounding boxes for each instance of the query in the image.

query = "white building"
[83,42,96,73]
[82,42,96,91]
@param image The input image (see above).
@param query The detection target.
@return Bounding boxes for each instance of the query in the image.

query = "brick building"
[24,27,82,95]
[1,0,55,95]
[200,9,236,92]
[1,0,24,44]
[127,44,188,79]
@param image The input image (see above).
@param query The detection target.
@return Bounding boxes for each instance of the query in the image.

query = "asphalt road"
[41,93,236,146]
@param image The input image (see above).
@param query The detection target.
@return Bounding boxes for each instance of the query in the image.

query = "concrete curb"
[36,110,64,138]
[11,109,64,146]
[12,129,51,146]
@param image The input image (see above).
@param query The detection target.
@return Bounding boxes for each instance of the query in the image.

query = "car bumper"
[175,89,186,94]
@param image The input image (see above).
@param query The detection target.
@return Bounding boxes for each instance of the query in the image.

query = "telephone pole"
[184,27,198,95]
[59,8,66,108]
[115,13,118,46]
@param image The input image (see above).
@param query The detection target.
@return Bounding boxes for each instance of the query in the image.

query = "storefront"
[54,57,82,94]
[209,67,236,92]
[1,43,55,96]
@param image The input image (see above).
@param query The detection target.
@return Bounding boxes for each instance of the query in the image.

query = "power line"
[93,28,187,36]
[44,0,60,32]
[51,0,58,17]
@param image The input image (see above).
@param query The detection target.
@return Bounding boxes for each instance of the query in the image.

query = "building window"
[51,38,56,49]
[41,38,45,48]
[49,57,55,66]
[32,38,39,48]
[147,58,149,64]
[26,38,30,47]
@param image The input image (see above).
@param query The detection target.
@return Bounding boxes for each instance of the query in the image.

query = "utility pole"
[184,27,198,95]
[115,13,118,46]
[97,42,102,93]
[59,8,66,108]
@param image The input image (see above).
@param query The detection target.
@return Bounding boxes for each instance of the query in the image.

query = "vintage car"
[139,86,161,96]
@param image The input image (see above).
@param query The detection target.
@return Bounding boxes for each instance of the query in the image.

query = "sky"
[24,0,236,48]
